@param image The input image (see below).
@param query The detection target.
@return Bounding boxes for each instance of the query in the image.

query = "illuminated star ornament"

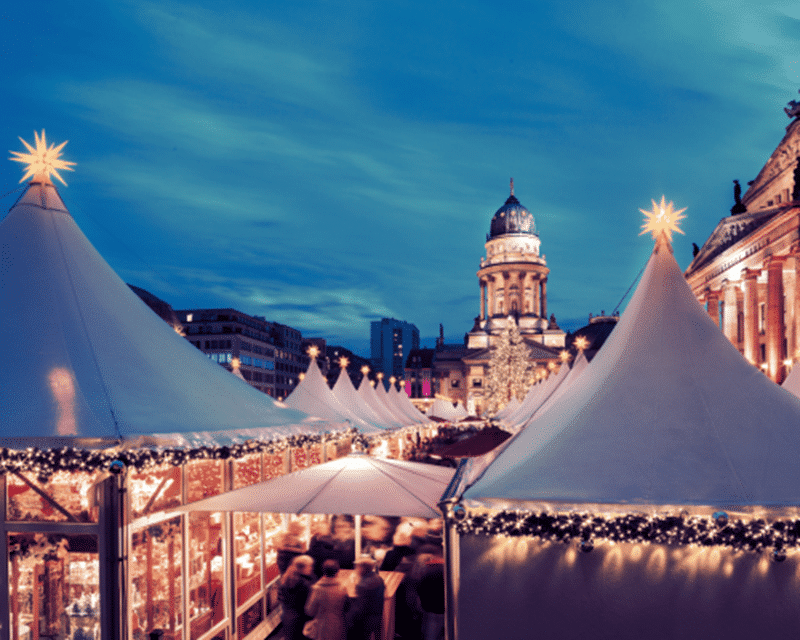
[573,336,589,352]
[10,130,76,185]
[639,195,686,242]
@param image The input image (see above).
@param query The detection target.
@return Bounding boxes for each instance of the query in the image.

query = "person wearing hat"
[346,556,385,640]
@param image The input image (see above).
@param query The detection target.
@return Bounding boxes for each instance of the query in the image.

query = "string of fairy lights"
[452,508,798,559]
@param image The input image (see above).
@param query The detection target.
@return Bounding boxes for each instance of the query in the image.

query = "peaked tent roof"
[464,233,800,509]
[374,382,415,426]
[502,362,570,431]
[285,359,377,432]
[781,363,800,398]
[390,387,427,424]
[428,397,462,421]
[331,369,388,430]
[0,181,324,447]
[517,351,589,430]
[357,378,405,429]
[494,397,520,421]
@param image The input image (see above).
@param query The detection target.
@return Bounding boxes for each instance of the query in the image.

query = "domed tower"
[468,180,565,349]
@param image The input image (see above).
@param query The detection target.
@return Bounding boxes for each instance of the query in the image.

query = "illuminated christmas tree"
[484,317,531,416]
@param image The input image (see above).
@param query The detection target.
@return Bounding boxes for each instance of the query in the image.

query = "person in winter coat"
[305,559,349,640]
[279,555,315,640]
[346,556,385,640]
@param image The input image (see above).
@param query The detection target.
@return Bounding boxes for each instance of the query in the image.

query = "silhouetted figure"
[793,157,800,202]
[692,242,700,257]
[346,557,385,640]
[731,179,747,214]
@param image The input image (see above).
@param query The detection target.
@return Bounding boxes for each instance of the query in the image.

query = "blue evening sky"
[1,1,799,355]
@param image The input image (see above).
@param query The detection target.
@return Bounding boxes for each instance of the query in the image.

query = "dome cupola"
[489,179,537,239]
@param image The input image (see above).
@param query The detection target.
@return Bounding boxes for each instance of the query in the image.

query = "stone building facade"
[685,96,800,383]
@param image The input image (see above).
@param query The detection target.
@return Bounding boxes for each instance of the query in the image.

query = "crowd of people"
[276,516,445,640]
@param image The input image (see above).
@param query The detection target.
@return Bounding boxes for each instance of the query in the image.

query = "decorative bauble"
[713,511,728,527]
[773,548,787,563]
[452,504,467,521]
[580,539,594,553]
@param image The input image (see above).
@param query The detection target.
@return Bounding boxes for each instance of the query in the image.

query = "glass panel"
[262,513,283,584]
[130,518,183,640]
[307,444,323,467]
[8,533,99,640]
[189,512,226,640]
[129,465,182,519]
[234,512,262,606]
[186,459,224,503]
[232,454,261,490]
[6,470,100,523]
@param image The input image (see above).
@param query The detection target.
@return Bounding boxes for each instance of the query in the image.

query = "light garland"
[454,508,800,557]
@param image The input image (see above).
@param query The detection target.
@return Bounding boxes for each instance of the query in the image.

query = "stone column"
[532,277,540,317]
[742,268,760,366]
[766,256,786,383]
[786,249,800,362]
[541,280,547,318]
[487,276,496,317]
[479,279,486,320]
[722,281,739,345]
[705,288,721,327]
[497,273,506,315]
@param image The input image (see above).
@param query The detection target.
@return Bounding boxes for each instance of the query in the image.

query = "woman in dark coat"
[279,555,315,640]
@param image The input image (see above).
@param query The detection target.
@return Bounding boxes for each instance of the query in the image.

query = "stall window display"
[130,518,183,640]
[186,460,224,503]
[188,512,226,640]
[8,533,99,640]
[7,470,99,523]
[129,465,182,519]
[232,454,261,490]
[234,512,262,607]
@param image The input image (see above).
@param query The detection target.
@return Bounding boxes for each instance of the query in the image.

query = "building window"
[451,379,460,388]
[759,303,766,335]
[472,378,482,388]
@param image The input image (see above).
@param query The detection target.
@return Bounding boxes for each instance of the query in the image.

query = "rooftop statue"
[785,90,800,119]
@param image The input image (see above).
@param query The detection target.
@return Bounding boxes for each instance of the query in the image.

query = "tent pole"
[355,514,362,558]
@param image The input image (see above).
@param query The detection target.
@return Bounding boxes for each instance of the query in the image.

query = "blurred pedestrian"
[279,555,315,640]
[305,559,348,640]
[346,555,385,640]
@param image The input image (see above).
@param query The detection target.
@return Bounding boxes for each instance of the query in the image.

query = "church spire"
[510,177,514,196]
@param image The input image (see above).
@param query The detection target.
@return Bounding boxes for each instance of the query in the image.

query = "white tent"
[781,362,800,398]
[331,368,388,430]
[285,358,379,432]
[493,396,520,421]
[357,377,406,428]
[448,227,800,640]
[390,386,427,424]
[0,180,326,448]
[374,382,415,425]
[427,397,462,421]
[501,361,570,431]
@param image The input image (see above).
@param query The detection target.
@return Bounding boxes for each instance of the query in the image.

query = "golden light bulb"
[361,365,370,375]
[339,356,349,369]
[559,350,571,363]
[10,130,76,185]
[377,372,384,380]
[307,345,320,358]
[231,357,241,369]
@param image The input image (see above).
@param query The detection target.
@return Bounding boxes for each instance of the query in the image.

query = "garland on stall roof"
[0,419,486,481]
[454,509,800,557]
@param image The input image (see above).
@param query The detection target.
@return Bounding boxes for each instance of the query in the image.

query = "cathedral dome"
[489,191,537,239]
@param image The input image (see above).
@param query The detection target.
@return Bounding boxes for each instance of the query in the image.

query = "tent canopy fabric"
[390,387,426,424]
[464,233,800,510]
[285,359,378,433]
[331,369,388,429]
[357,378,405,429]
[175,453,455,519]
[0,182,325,447]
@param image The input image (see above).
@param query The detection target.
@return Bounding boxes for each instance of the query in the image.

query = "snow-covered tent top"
[1,178,326,448]
[285,358,377,432]
[357,377,405,429]
[464,231,800,511]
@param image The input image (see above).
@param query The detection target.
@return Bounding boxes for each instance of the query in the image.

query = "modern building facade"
[177,308,278,396]
[370,318,420,382]
[685,95,800,383]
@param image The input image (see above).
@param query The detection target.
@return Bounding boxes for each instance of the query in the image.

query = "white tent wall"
[452,532,800,640]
